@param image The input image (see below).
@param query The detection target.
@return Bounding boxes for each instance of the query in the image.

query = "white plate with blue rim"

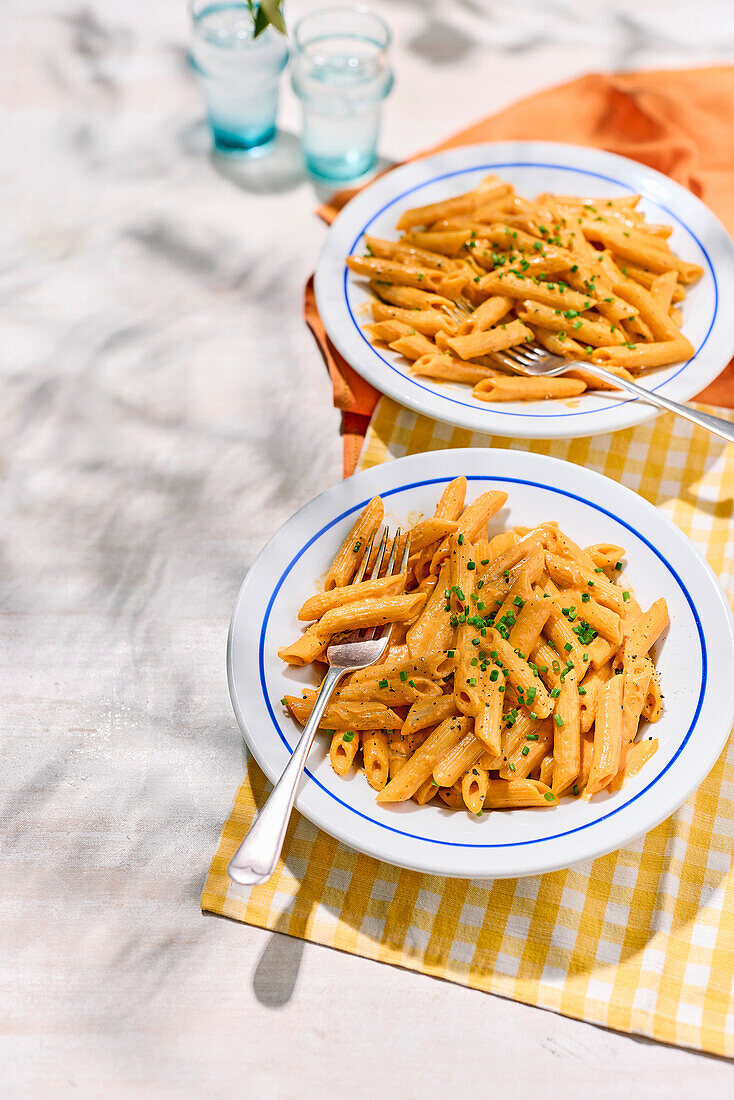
[314,140,734,439]
[227,448,734,879]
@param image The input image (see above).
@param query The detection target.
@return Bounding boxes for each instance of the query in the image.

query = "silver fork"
[494,342,734,445]
[227,526,410,887]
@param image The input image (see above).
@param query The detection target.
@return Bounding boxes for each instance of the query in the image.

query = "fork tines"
[352,526,410,585]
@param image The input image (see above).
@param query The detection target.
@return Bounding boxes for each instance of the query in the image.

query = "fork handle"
[579,362,734,445]
[227,665,347,887]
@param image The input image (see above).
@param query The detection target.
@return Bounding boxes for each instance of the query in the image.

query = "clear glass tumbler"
[291,6,393,182]
[190,0,289,157]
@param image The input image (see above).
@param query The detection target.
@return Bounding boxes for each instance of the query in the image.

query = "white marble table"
[3,1,734,1094]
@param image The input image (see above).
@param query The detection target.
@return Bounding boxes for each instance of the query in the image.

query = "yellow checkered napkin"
[203,397,734,1057]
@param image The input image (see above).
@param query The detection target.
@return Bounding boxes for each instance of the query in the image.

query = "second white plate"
[315,140,734,439]
[228,448,734,879]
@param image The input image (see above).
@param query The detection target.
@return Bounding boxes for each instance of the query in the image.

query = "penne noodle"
[278,623,327,666]
[624,598,669,663]
[650,270,679,314]
[509,589,554,655]
[488,630,554,717]
[499,716,553,780]
[298,574,404,621]
[473,375,587,402]
[478,271,598,313]
[412,352,498,386]
[434,476,467,521]
[551,666,580,795]
[313,592,427,641]
[348,255,467,299]
[377,715,470,802]
[462,764,489,815]
[413,775,440,805]
[389,332,439,361]
[642,667,663,722]
[370,300,458,336]
[404,229,474,256]
[433,729,485,788]
[457,295,514,334]
[544,552,623,611]
[324,497,383,590]
[406,562,455,656]
[285,695,404,730]
[585,543,625,571]
[584,674,624,796]
[438,783,465,810]
[370,280,457,313]
[362,730,390,791]
[365,319,414,343]
[446,319,533,360]
[409,517,459,552]
[330,730,360,775]
[592,227,703,283]
[396,178,512,231]
[516,301,625,348]
[483,779,557,809]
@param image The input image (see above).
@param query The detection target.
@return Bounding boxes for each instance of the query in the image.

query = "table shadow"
[210,130,307,195]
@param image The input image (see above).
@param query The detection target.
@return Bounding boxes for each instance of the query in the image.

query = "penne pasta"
[377,715,470,803]
[330,730,361,775]
[324,497,384,591]
[584,674,624,797]
[362,730,390,791]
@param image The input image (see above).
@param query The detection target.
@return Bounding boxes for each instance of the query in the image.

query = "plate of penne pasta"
[227,449,734,878]
[315,141,734,438]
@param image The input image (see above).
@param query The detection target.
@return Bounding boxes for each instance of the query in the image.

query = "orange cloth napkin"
[303,67,734,476]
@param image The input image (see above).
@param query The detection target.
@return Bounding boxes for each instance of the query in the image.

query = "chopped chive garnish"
[378,679,388,689]
[623,591,630,601]
[467,677,477,686]
[457,534,464,545]
[342,731,355,742]
[554,715,564,727]
[544,792,555,802]
[399,670,407,682]
[490,669,499,682]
